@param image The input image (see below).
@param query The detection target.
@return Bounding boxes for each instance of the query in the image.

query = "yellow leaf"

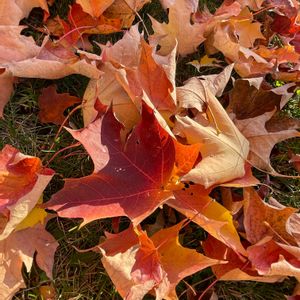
[16,196,47,231]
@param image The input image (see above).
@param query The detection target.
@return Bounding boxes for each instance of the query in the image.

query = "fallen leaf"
[228,78,284,119]
[138,39,176,112]
[76,0,114,17]
[202,234,281,282]
[150,0,205,56]
[247,237,300,280]
[0,145,54,240]
[46,103,175,226]
[99,222,223,299]
[0,0,49,25]
[103,0,151,28]
[187,55,223,71]
[229,82,300,174]
[0,223,58,300]
[243,188,298,245]
[38,85,81,125]
[167,185,247,255]
[174,80,249,188]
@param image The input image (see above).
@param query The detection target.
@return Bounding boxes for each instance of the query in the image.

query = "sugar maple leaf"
[76,0,114,17]
[103,0,151,28]
[0,145,57,299]
[150,0,205,56]
[0,27,101,96]
[247,237,300,281]
[243,188,298,245]
[47,103,178,226]
[228,81,300,174]
[38,85,81,125]
[82,30,176,130]
[167,185,247,255]
[204,7,264,61]
[0,145,54,240]
[98,222,222,299]
[0,223,58,300]
[61,3,121,45]
[0,0,49,25]
[228,78,287,119]
[174,78,249,188]
[203,235,282,282]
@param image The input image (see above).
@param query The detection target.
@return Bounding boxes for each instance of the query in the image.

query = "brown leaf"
[243,188,298,245]
[229,82,300,174]
[104,0,150,28]
[38,85,81,125]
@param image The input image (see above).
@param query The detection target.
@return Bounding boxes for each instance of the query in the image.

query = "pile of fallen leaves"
[1,0,300,299]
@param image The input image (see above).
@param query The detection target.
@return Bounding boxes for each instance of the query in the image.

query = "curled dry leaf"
[174,79,249,188]
[98,222,223,299]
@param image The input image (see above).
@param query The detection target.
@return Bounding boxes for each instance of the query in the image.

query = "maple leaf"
[0,145,54,240]
[0,27,101,92]
[46,103,177,226]
[60,3,121,45]
[149,0,205,56]
[228,81,300,174]
[247,237,300,280]
[167,185,247,255]
[38,85,81,125]
[243,188,298,245]
[0,223,58,300]
[174,78,249,188]
[0,146,57,299]
[203,235,282,282]
[0,0,49,25]
[98,222,223,299]
[82,30,176,130]
[103,0,151,28]
[76,0,114,17]
[204,7,264,61]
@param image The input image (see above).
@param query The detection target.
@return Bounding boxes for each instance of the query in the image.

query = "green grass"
[0,0,299,299]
